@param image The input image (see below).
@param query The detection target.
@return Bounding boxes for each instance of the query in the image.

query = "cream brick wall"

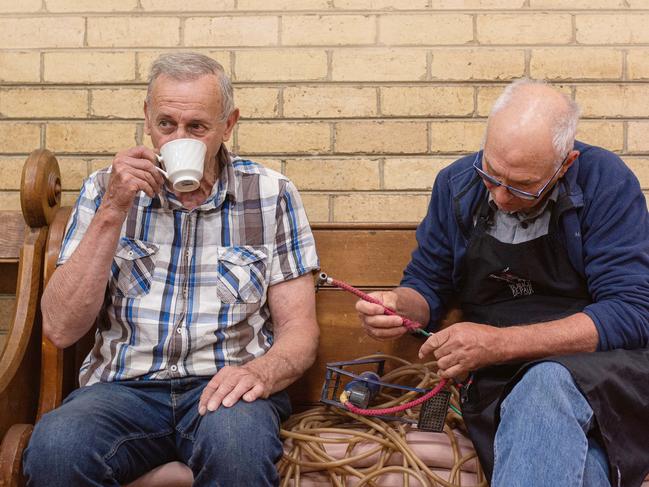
[1,1,649,224]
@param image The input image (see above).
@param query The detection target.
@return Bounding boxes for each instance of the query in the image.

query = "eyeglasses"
[472,151,569,201]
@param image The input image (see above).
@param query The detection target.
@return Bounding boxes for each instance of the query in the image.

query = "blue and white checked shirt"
[58,147,319,386]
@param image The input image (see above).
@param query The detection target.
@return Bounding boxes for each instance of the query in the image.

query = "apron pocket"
[112,238,159,298]
[216,246,268,304]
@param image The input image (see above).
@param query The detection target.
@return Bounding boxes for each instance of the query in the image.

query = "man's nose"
[175,126,189,139]
[492,185,513,205]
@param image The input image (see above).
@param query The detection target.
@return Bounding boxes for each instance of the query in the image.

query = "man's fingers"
[123,145,158,163]
[435,352,457,371]
[433,346,452,361]
[112,165,161,199]
[205,382,233,412]
[438,363,467,380]
[243,383,265,402]
[222,379,257,408]
[361,313,403,329]
[198,379,221,415]
[125,157,166,186]
[363,323,406,341]
[355,299,386,316]
[418,331,452,359]
[199,367,267,414]
[127,167,163,194]
[418,335,440,358]
[120,157,165,188]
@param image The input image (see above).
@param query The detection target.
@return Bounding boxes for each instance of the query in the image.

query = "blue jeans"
[492,362,611,487]
[23,377,291,486]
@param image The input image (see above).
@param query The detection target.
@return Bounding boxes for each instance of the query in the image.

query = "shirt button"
[170,365,178,372]
[176,327,182,334]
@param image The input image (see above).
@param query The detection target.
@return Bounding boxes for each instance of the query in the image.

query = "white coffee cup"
[155,138,207,193]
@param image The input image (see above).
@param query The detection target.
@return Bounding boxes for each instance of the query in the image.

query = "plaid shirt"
[59,147,319,386]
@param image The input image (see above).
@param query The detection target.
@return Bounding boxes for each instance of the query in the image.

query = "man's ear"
[144,101,151,136]
[222,108,240,142]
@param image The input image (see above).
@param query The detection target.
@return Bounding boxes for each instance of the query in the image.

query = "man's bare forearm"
[42,206,125,348]
[499,312,599,363]
[420,312,600,379]
[245,320,319,395]
[249,273,319,394]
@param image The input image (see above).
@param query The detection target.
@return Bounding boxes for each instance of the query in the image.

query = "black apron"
[458,196,649,487]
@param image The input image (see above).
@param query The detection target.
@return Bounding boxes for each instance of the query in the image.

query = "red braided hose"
[327,277,424,333]
[320,272,447,416]
[343,378,449,416]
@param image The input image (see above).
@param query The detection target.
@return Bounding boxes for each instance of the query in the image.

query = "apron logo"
[488,267,534,298]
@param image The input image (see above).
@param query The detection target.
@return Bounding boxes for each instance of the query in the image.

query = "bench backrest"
[0,150,61,442]
[0,212,25,357]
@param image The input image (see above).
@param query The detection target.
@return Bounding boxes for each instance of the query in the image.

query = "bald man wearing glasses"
[357,79,649,487]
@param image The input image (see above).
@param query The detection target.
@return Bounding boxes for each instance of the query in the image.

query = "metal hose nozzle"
[317,272,332,286]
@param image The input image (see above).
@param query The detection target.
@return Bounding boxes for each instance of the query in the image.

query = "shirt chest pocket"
[216,246,268,304]
[111,238,159,298]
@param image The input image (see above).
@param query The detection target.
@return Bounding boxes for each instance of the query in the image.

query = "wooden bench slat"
[0,213,25,261]
[313,228,418,287]
[0,265,18,295]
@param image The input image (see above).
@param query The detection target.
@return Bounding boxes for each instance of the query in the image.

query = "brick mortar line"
[5,9,649,16]
[471,12,477,44]
[3,116,647,122]
[38,51,45,83]
[326,49,332,81]
[1,80,647,87]
[374,13,380,45]
[326,195,333,223]
[277,87,284,118]
[6,153,645,161]
[6,45,649,52]
[0,153,523,160]
[288,190,451,195]
[179,17,186,47]
[4,83,648,93]
[571,13,577,43]
[39,123,45,149]
[86,90,92,117]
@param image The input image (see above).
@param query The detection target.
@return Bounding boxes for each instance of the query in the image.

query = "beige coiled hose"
[279,354,487,487]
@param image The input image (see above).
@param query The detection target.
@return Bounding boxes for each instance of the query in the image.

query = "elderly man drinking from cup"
[24,52,320,487]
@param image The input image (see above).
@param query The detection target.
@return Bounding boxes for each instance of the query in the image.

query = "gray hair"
[146,52,234,122]
[489,78,581,159]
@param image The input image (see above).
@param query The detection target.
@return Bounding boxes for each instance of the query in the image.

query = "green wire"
[410,328,461,416]
[449,404,463,416]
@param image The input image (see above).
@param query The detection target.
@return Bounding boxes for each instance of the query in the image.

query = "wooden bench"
[0,150,61,487]
[0,150,432,486]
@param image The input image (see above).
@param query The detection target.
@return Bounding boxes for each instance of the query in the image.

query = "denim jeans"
[492,361,611,487]
[23,377,291,487]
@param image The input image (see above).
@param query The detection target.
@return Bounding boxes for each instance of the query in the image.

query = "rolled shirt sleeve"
[57,173,106,267]
[269,179,319,285]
